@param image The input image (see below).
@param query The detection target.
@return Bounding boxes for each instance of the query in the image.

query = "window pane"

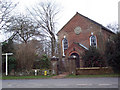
[90,35,97,47]
[63,38,68,50]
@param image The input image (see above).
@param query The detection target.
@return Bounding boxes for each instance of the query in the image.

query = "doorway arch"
[70,53,80,68]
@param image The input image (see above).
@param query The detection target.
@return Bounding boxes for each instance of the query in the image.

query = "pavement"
[2,77,119,88]
[51,72,69,79]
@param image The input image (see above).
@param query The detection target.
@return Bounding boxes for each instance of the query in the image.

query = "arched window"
[90,34,97,47]
[62,37,68,56]
[63,38,68,50]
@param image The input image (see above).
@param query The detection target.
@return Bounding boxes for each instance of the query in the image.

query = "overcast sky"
[15,0,119,27]
[0,0,119,42]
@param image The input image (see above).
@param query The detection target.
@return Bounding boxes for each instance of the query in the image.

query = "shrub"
[82,47,105,67]
[8,56,17,72]
[33,54,51,69]
[105,32,120,73]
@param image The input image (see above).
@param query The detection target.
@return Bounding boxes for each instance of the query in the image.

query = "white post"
[2,53,13,76]
[35,70,37,76]
[62,39,65,56]
[6,53,8,76]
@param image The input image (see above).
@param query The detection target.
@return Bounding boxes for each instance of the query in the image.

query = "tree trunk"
[51,36,56,57]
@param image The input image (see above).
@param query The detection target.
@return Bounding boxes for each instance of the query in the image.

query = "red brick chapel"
[57,12,114,68]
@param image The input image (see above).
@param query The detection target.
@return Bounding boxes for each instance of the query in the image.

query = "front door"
[71,53,80,68]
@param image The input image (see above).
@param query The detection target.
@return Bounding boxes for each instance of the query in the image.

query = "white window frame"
[62,39,65,56]
[62,36,68,56]
[90,35,97,48]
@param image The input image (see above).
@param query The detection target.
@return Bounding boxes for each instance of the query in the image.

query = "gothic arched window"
[62,37,68,56]
[63,38,68,50]
[90,35,97,47]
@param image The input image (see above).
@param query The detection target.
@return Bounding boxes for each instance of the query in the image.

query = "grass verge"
[1,75,55,80]
[66,74,120,78]
[1,74,119,80]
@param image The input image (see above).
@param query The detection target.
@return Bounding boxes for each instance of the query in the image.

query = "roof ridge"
[76,12,115,34]
[57,12,115,35]
[57,13,78,35]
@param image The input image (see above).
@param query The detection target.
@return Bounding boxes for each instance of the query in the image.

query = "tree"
[7,15,41,43]
[28,1,59,57]
[2,38,14,53]
[0,1,17,71]
[15,42,36,72]
[1,38,17,73]
[82,47,105,67]
[107,23,119,33]
[29,39,48,57]
[105,32,120,73]
[0,0,17,30]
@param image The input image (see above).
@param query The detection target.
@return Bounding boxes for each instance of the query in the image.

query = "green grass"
[1,74,119,80]
[1,75,55,80]
[66,74,120,78]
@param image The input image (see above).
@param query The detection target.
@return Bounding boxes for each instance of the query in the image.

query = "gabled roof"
[57,12,115,35]
[64,42,88,55]
[76,42,88,50]
[64,42,85,54]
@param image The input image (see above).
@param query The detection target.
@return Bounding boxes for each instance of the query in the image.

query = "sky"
[0,0,119,42]
[14,0,119,27]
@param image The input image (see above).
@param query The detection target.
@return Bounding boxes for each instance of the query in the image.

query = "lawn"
[66,74,120,78]
[1,75,55,80]
[1,74,119,80]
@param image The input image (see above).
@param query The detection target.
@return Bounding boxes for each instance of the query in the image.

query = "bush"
[16,43,36,71]
[105,32,120,73]
[8,56,17,72]
[33,54,51,69]
[82,47,105,67]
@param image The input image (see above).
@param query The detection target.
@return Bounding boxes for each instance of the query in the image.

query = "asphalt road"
[2,77,119,88]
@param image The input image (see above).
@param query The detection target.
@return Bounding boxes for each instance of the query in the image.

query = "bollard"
[35,70,37,76]
[44,71,47,76]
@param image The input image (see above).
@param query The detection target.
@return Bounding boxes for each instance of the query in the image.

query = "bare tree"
[7,15,42,43]
[30,39,45,57]
[107,23,119,33]
[0,0,17,30]
[28,1,59,57]
[30,38,52,58]
[0,0,17,76]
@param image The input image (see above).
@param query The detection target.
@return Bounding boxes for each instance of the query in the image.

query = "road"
[2,77,119,88]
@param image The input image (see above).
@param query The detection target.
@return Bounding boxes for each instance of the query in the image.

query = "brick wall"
[57,13,114,57]
[76,67,114,75]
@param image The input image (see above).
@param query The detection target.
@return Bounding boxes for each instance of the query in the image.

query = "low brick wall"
[76,67,114,75]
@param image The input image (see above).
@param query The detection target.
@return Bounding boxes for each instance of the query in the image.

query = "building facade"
[57,12,114,68]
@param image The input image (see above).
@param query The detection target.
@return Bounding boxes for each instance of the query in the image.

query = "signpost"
[2,53,13,76]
